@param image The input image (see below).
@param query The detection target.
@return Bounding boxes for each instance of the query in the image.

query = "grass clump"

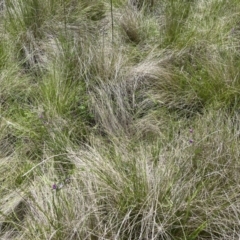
[1,0,240,239]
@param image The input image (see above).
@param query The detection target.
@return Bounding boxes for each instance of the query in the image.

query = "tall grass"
[1,0,240,239]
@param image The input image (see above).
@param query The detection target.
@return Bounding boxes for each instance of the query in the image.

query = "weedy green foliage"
[1,0,240,239]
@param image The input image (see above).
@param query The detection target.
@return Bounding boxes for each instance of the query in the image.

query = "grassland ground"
[1,0,240,239]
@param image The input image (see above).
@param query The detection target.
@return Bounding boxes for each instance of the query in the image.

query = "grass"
[1,0,240,239]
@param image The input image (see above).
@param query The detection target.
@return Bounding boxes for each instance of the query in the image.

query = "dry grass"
[1,0,240,239]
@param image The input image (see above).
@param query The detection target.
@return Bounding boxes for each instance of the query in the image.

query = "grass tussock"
[1,0,240,239]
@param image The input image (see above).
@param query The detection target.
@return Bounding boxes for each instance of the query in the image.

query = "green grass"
[1,0,240,239]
